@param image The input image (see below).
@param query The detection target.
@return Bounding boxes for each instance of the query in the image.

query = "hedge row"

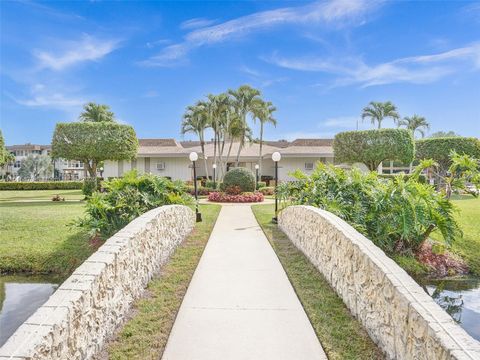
[0,181,83,190]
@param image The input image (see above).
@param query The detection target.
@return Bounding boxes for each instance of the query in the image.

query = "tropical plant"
[278,163,461,254]
[228,85,263,166]
[79,102,115,122]
[398,114,430,138]
[418,152,480,199]
[51,122,138,179]
[17,154,53,181]
[182,102,210,179]
[221,167,256,193]
[77,170,192,237]
[361,101,400,129]
[416,137,480,174]
[253,100,277,178]
[333,128,415,171]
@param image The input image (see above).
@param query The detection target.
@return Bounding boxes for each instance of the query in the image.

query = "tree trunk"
[259,123,264,179]
[84,159,97,178]
[200,140,209,180]
[213,129,217,183]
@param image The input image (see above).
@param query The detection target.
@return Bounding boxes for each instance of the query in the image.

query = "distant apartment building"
[1,144,87,180]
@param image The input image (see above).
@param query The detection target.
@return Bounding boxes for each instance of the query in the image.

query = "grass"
[0,189,93,276]
[432,195,480,275]
[106,204,221,360]
[252,204,383,360]
[0,189,83,202]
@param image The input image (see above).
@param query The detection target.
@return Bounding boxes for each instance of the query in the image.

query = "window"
[305,162,314,170]
[156,162,166,170]
[14,160,21,168]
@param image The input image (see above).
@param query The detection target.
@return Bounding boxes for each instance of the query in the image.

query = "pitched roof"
[139,138,179,147]
[290,138,333,146]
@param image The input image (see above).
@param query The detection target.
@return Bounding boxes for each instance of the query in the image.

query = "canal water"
[417,276,480,342]
[0,275,59,347]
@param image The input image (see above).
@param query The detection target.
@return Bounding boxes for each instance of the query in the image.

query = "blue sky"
[1,0,479,145]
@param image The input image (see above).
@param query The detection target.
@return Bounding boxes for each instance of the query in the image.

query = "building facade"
[1,144,87,181]
[103,138,338,182]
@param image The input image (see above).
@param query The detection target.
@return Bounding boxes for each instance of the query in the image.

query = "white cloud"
[9,83,85,110]
[180,17,216,30]
[321,116,360,128]
[142,0,382,66]
[34,34,120,71]
[267,42,480,87]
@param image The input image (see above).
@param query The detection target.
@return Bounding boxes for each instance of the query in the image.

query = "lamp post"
[255,164,259,190]
[212,163,217,190]
[271,152,281,223]
[189,152,202,222]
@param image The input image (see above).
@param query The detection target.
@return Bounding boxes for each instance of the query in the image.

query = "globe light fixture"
[189,151,198,162]
[212,163,217,189]
[272,151,281,162]
[255,164,259,169]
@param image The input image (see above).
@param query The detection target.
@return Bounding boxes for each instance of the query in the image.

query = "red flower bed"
[417,242,469,277]
[208,191,264,203]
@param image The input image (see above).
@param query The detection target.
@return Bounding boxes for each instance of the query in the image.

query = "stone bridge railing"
[0,205,195,360]
[279,205,480,360]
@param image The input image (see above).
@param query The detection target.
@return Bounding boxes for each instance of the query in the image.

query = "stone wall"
[0,205,195,360]
[279,205,480,360]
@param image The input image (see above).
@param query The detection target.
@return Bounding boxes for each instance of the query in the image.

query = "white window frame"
[156,162,166,170]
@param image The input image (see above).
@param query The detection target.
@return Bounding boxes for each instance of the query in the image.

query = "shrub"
[186,186,212,196]
[82,178,98,197]
[51,194,65,201]
[378,174,427,184]
[416,137,480,172]
[257,181,267,189]
[221,168,255,193]
[259,186,275,195]
[0,181,83,190]
[208,191,264,203]
[278,164,461,254]
[225,185,242,195]
[77,170,192,237]
[205,180,217,189]
[334,129,415,171]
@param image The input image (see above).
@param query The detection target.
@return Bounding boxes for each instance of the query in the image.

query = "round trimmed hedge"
[221,168,255,193]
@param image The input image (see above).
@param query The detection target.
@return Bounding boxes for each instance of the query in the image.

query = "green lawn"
[252,204,383,360]
[106,204,221,360]
[432,195,480,275]
[0,189,83,202]
[0,190,92,276]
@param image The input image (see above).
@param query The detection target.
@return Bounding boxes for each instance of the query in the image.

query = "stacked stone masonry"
[0,205,195,360]
[279,205,480,360]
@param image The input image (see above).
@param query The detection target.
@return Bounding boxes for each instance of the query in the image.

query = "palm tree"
[228,85,262,166]
[79,102,115,122]
[253,100,277,178]
[361,101,400,129]
[181,102,210,178]
[398,115,430,138]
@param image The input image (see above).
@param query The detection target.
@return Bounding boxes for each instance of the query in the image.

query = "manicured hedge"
[0,181,83,190]
[416,137,480,171]
[334,129,415,171]
[221,168,255,192]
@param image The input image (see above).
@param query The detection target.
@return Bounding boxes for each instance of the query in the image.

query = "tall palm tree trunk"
[258,122,264,178]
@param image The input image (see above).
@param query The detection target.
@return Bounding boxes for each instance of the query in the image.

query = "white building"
[2,144,87,181]
[104,138,337,182]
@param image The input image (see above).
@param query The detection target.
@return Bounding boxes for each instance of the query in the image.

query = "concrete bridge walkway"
[162,204,327,360]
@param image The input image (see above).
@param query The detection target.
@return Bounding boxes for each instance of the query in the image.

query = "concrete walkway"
[162,204,326,360]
